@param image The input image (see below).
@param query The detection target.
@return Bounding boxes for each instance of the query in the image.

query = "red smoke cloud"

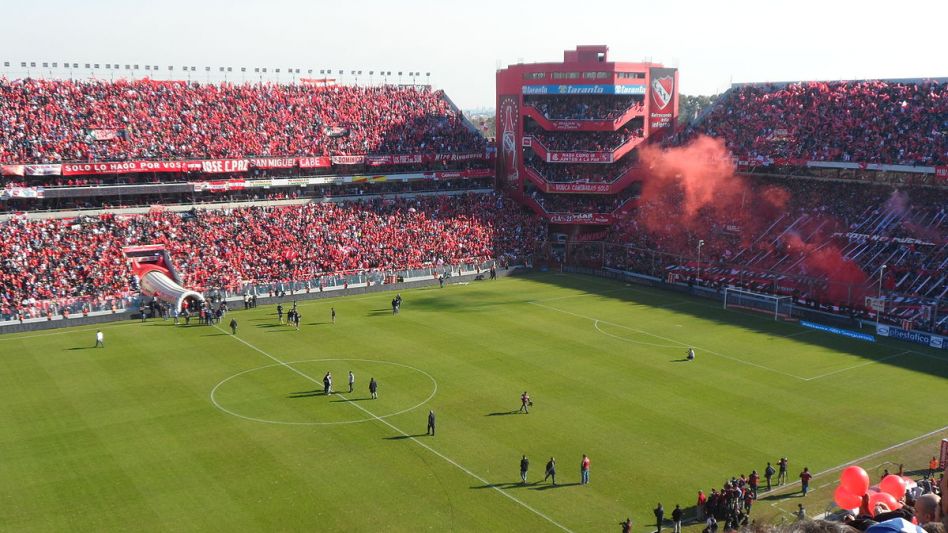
[629,135,869,301]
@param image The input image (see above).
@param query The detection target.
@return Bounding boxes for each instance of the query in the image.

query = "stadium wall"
[0,265,524,335]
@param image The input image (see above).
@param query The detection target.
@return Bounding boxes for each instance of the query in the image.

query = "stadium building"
[496,45,678,240]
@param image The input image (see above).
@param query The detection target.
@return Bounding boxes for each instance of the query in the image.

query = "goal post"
[723,287,794,320]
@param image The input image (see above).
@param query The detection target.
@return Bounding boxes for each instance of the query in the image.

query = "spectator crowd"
[691,80,947,166]
[0,79,485,163]
[524,95,643,121]
[526,118,644,152]
[0,193,544,320]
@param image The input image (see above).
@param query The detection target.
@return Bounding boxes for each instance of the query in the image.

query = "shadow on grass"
[201,333,228,337]
[287,391,324,398]
[486,410,521,416]
[669,358,691,363]
[531,482,581,490]
[67,347,94,351]
[367,310,395,316]
[331,397,370,403]
[306,322,328,326]
[267,330,296,333]
[255,324,283,328]
[384,433,427,440]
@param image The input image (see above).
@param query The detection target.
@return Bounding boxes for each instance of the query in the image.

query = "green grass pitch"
[1,273,945,532]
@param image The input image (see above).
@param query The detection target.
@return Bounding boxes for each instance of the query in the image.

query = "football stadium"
[1,7,946,533]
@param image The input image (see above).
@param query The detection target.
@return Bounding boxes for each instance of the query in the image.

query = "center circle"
[210,358,438,425]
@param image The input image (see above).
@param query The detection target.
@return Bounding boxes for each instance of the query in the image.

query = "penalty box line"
[529,301,810,381]
[763,423,948,500]
[212,324,574,533]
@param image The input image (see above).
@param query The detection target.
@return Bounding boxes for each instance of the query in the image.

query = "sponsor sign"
[936,166,948,180]
[498,95,521,184]
[800,320,875,342]
[876,324,946,349]
[522,84,646,95]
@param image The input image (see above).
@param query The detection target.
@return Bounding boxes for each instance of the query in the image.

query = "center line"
[213,325,573,533]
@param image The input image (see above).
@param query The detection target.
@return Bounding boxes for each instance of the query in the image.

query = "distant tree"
[677,94,720,126]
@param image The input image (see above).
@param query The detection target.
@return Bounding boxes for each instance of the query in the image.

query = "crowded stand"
[525,152,639,183]
[523,95,643,121]
[603,176,947,334]
[0,79,485,163]
[525,118,644,151]
[0,193,544,321]
[690,80,948,165]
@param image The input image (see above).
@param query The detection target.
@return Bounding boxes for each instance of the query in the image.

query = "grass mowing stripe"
[529,300,810,381]
[212,324,575,533]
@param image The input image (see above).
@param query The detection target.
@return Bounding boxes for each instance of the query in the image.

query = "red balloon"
[868,491,901,515]
[839,466,870,495]
[879,474,906,499]
[834,485,862,509]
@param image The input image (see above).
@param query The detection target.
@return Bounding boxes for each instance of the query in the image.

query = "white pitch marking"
[760,425,948,498]
[210,358,438,426]
[529,301,809,381]
[802,351,912,381]
[213,325,574,533]
[594,320,682,349]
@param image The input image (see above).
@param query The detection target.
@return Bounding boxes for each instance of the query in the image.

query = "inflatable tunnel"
[123,245,205,313]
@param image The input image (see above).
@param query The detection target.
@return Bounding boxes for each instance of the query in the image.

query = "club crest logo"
[651,76,674,110]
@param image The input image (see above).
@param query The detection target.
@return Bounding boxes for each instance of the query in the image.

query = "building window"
[583,72,597,79]
[523,72,545,80]
[596,72,609,79]
[617,72,645,79]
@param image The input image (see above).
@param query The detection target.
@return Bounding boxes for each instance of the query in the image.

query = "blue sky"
[1,0,945,109]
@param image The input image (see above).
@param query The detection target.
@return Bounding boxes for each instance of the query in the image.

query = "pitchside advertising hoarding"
[648,67,678,133]
[876,325,947,350]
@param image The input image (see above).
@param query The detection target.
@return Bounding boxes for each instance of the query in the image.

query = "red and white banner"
[200,159,249,174]
[392,154,425,165]
[62,160,198,176]
[548,182,612,194]
[936,166,948,180]
[365,155,393,166]
[1,165,25,176]
[435,153,483,162]
[249,157,297,169]
[0,186,44,199]
[548,151,612,164]
[24,164,62,176]
[547,213,613,224]
[331,155,365,165]
[90,128,120,141]
[298,156,332,169]
[193,179,247,192]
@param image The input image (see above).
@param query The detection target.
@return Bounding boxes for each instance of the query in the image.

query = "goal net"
[723,287,794,320]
